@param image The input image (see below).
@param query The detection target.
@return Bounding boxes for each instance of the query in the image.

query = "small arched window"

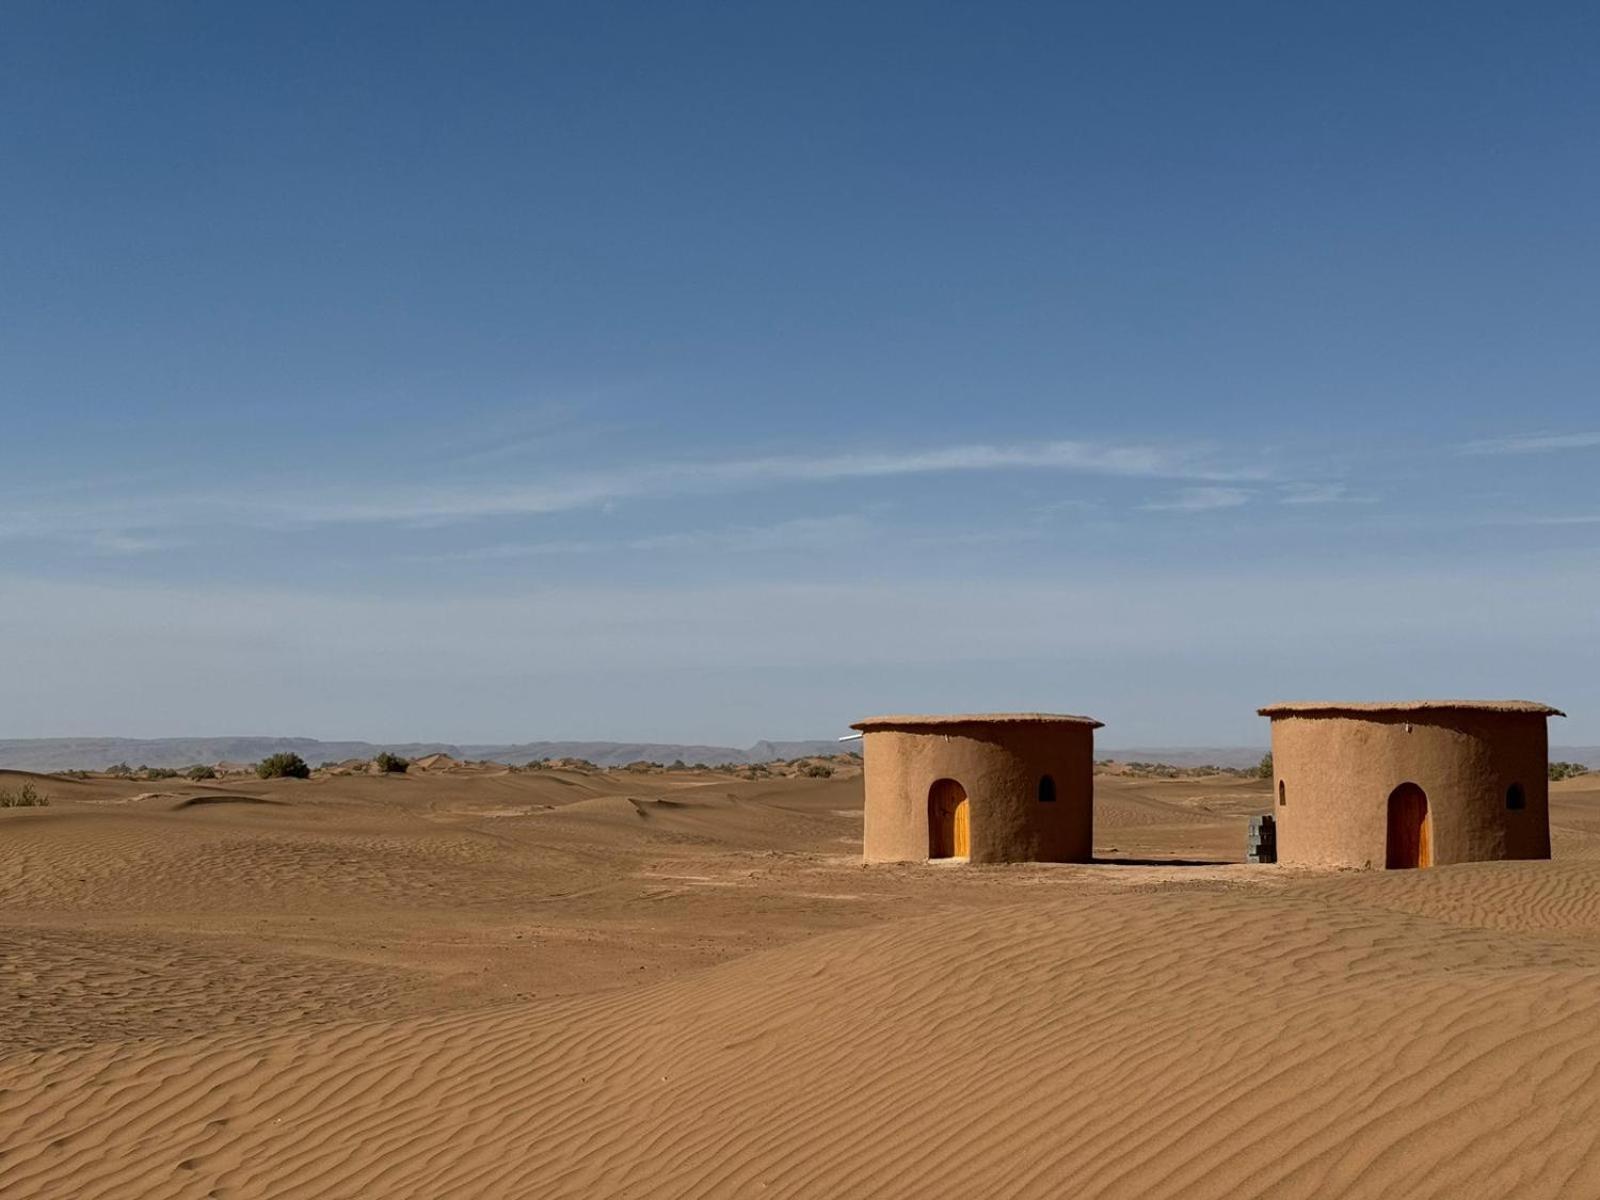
[1506,783,1526,811]
[1278,780,1287,807]
[1038,775,1056,803]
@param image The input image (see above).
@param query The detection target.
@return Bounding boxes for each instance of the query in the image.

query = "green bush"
[373,751,410,774]
[798,762,834,778]
[1550,761,1591,781]
[0,782,49,807]
[105,762,133,778]
[186,764,218,781]
[1256,752,1274,780]
[144,766,179,780]
[256,752,311,780]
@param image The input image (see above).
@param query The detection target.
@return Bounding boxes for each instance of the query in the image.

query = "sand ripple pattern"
[7,869,1600,1199]
[1315,858,1600,938]
[0,928,414,1054]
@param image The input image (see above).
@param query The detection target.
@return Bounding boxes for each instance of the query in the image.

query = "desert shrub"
[53,770,90,780]
[1551,761,1591,781]
[186,764,217,781]
[1256,752,1274,780]
[373,751,410,774]
[798,762,834,778]
[0,782,49,807]
[256,752,311,780]
[1125,761,1182,779]
[105,762,133,778]
[143,766,178,780]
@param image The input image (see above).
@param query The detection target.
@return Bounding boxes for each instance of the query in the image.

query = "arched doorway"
[928,779,969,859]
[1386,783,1432,869]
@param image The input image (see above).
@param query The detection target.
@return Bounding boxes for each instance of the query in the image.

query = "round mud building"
[1258,700,1564,870]
[850,713,1101,864]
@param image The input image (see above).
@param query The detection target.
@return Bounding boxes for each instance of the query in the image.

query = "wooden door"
[1386,783,1431,869]
[928,779,969,859]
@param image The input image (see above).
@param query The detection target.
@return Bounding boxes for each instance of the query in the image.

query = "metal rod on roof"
[838,733,863,741]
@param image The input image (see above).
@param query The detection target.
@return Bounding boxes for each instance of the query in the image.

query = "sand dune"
[3,768,1599,1197]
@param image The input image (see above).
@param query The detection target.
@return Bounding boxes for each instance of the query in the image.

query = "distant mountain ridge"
[1,737,1592,774]
[0,736,852,772]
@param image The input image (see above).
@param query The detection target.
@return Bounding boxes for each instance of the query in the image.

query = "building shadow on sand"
[1091,855,1234,867]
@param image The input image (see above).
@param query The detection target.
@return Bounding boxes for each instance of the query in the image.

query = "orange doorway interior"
[928,779,969,859]
[1386,783,1432,869]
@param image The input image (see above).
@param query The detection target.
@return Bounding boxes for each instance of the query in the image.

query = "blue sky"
[4,1,1598,745]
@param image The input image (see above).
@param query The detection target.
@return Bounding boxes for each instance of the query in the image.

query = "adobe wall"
[1270,711,1550,868]
[860,722,1094,864]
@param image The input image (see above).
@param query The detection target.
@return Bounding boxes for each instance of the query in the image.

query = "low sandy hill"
[0,767,102,800]
[3,769,1599,1197]
[409,752,460,771]
[0,767,873,1051]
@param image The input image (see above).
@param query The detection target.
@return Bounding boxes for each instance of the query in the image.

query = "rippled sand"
[3,763,1597,1198]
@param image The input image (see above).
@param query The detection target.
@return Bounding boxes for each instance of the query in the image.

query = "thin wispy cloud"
[0,519,187,555]
[85,532,185,556]
[631,514,870,552]
[1458,432,1600,456]
[1278,482,1376,506]
[1494,514,1600,527]
[434,406,633,469]
[713,440,1255,484]
[319,438,1259,525]
[410,515,872,563]
[6,437,1261,536]
[414,539,603,562]
[1140,486,1253,512]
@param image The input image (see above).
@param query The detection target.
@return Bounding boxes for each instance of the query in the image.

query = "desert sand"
[3,760,1600,1198]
